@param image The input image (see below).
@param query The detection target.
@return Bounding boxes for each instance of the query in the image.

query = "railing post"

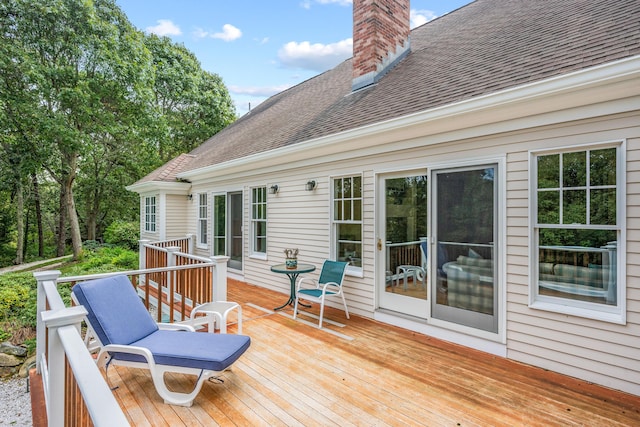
[186,233,195,254]
[34,270,61,374]
[139,239,150,270]
[41,305,88,427]
[210,256,229,301]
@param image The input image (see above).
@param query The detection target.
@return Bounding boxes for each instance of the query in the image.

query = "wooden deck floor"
[105,279,640,426]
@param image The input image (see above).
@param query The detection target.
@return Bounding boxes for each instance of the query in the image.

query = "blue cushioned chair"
[72,275,251,407]
[293,260,349,328]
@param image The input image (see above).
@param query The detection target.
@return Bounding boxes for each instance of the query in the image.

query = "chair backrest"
[318,260,349,286]
[72,275,159,346]
[420,240,428,268]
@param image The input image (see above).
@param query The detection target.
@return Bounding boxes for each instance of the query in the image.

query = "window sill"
[249,253,267,261]
[529,300,625,325]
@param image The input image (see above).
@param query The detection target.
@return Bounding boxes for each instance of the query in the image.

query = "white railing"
[33,256,228,426]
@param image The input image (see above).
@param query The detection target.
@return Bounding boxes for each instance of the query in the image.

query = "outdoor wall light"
[305,180,317,191]
[187,194,193,200]
[269,184,279,194]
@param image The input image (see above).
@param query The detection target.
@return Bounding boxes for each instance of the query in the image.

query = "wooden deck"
[87,279,640,425]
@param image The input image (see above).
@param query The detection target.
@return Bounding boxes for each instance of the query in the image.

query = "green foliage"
[60,246,138,276]
[0,273,34,322]
[104,220,139,250]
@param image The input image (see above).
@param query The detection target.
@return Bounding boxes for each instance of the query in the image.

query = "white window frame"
[251,186,267,259]
[144,196,156,233]
[528,141,626,324]
[197,193,208,248]
[331,174,363,277]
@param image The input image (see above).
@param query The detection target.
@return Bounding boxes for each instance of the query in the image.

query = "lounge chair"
[72,275,251,407]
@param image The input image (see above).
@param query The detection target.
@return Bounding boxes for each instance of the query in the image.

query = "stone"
[0,341,28,357]
[0,353,22,377]
[18,355,37,378]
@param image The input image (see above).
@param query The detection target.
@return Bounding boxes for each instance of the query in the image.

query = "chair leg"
[341,293,350,319]
[293,296,299,320]
[318,300,324,329]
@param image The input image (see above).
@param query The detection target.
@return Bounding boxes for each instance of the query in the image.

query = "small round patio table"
[270,263,316,311]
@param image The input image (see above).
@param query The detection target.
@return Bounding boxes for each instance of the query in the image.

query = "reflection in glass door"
[431,165,498,333]
[212,192,243,271]
[378,172,428,318]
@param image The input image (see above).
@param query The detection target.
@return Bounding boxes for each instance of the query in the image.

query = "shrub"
[104,220,139,250]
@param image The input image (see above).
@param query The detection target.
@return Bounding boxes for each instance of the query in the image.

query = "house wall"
[162,109,640,396]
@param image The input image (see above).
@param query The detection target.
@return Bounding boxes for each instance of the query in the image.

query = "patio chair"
[293,260,349,328]
[396,240,428,290]
[72,275,251,407]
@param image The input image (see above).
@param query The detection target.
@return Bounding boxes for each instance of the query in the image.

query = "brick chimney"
[352,0,411,91]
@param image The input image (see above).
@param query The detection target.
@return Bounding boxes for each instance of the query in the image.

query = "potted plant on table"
[284,248,299,269]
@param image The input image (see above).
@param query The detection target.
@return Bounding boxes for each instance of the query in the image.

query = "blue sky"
[116,0,473,116]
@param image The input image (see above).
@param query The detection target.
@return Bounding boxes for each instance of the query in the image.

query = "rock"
[0,342,27,358]
[18,355,36,378]
[0,353,22,377]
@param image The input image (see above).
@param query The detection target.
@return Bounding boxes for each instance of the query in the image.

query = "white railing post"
[34,270,61,374]
[186,234,195,254]
[139,239,150,270]
[41,305,87,427]
[210,256,229,301]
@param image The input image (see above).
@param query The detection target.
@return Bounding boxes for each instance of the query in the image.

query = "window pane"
[538,154,559,189]
[591,189,616,225]
[353,176,362,198]
[334,200,342,220]
[563,151,586,188]
[590,148,616,186]
[344,200,352,220]
[563,189,586,224]
[354,199,362,221]
[537,190,560,224]
[334,178,342,198]
[538,228,617,305]
[337,223,362,267]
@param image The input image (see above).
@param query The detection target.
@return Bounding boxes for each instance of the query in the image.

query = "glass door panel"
[229,192,243,271]
[431,165,498,333]
[378,172,428,318]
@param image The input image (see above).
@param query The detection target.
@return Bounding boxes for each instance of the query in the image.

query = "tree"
[6,0,153,259]
[144,34,236,162]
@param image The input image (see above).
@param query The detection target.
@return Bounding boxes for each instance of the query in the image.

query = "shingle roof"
[149,0,640,180]
[138,153,196,183]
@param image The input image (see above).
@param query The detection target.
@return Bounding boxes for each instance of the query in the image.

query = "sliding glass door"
[213,191,243,271]
[431,165,498,333]
[377,171,429,318]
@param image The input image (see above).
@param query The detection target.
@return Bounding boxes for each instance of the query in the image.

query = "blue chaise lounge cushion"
[73,274,251,372]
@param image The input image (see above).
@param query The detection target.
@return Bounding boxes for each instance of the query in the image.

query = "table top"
[270,263,316,274]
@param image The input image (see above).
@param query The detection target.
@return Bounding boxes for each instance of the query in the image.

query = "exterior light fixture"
[187,194,193,200]
[269,184,279,194]
[305,180,317,191]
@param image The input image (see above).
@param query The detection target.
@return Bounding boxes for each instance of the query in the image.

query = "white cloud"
[192,28,209,39]
[301,0,351,8]
[278,38,352,72]
[229,84,292,98]
[212,24,242,42]
[410,9,438,29]
[145,19,182,37]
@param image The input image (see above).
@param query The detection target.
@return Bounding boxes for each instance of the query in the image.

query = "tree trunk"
[32,173,44,257]
[56,186,67,257]
[14,180,24,265]
[63,158,83,260]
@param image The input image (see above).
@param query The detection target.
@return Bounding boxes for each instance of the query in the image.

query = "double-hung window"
[197,193,208,247]
[333,175,363,271]
[144,196,156,233]
[531,143,624,323]
[251,187,267,256]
